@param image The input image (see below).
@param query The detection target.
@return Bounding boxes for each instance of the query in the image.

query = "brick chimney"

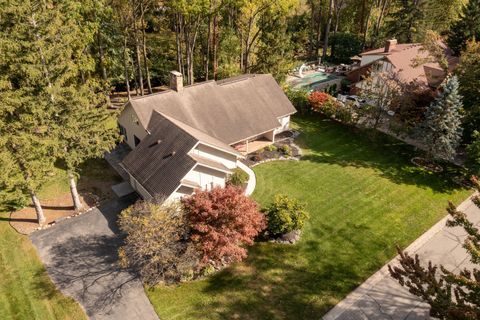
[384,39,397,53]
[169,71,183,92]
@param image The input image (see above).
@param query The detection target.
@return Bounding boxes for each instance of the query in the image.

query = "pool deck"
[286,71,344,91]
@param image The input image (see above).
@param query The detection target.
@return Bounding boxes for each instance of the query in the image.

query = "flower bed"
[243,131,302,167]
[411,157,443,173]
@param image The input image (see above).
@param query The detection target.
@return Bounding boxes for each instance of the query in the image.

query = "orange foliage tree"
[181,185,266,267]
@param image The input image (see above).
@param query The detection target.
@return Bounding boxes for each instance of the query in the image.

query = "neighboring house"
[118,71,296,201]
[347,39,459,93]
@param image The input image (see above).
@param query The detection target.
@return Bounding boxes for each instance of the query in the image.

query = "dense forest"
[20,0,465,94]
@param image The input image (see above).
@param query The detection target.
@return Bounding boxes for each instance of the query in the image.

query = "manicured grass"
[146,116,470,319]
[0,158,119,320]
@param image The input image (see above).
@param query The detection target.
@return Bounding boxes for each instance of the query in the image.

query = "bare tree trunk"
[140,1,152,94]
[132,0,144,96]
[315,8,322,59]
[205,3,212,81]
[30,189,46,225]
[122,33,131,100]
[212,11,219,79]
[68,171,83,212]
[97,31,108,81]
[322,0,334,61]
[175,14,184,76]
[363,5,372,48]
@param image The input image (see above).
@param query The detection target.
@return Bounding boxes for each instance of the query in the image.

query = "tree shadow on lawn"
[294,116,467,194]
[45,234,138,317]
[189,228,387,320]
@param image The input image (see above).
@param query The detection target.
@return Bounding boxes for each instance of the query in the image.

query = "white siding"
[118,104,148,149]
[129,174,153,200]
[274,116,290,135]
[168,186,194,201]
[184,166,227,191]
[190,143,238,169]
[360,54,384,66]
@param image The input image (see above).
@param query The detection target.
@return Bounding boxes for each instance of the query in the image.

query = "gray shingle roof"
[122,112,198,198]
[128,74,296,144]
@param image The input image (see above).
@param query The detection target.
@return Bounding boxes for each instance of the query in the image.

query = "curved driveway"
[30,198,159,320]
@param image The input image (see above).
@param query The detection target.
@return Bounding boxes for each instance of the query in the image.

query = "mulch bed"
[243,132,302,167]
[9,193,99,235]
[411,157,443,173]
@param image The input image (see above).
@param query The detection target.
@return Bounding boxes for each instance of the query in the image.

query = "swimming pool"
[289,72,339,91]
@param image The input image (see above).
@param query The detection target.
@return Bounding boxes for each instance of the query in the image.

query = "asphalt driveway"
[30,197,159,320]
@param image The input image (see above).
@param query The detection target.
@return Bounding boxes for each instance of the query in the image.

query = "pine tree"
[456,40,480,142]
[418,76,463,161]
[0,0,118,221]
[447,0,480,55]
[57,86,118,211]
[0,0,67,224]
[385,0,425,43]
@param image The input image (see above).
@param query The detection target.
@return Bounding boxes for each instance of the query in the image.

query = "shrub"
[265,144,277,152]
[335,103,357,124]
[467,130,480,175]
[265,194,309,236]
[308,91,332,112]
[182,186,266,267]
[284,87,309,114]
[118,198,199,285]
[279,144,291,156]
[227,168,249,186]
[308,91,341,118]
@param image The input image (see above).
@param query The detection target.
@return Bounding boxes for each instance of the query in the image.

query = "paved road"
[30,198,159,320]
[324,195,480,320]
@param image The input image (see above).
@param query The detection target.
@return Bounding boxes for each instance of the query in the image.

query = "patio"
[234,138,273,155]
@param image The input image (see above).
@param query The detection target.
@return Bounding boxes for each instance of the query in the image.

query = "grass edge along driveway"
[146,115,469,320]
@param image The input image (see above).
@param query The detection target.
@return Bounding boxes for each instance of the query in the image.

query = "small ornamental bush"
[118,198,200,285]
[265,194,309,236]
[227,168,249,186]
[279,144,292,156]
[265,144,277,152]
[284,87,309,114]
[182,186,266,267]
[308,92,332,112]
[335,104,356,124]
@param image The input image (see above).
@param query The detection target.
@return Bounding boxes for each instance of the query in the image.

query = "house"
[118,71,296,201]
[347,39,459,92]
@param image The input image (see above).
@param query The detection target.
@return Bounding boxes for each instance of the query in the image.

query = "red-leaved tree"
[308,92,333,112]
[181,185,266,267]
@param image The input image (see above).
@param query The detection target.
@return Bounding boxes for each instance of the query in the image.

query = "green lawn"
[146,116,471,320]
[0,158,120,320]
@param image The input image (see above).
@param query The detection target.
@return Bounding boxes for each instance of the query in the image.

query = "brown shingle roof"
[359,42,458,87]
[128,74,296,145]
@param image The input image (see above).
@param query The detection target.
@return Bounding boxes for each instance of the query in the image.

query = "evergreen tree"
[0,0,118,221]
[418,76,463,161]
[447,0,480,55]
[0,0,67,224]
[456,40,480,142]
[57,85,118,212]
[385,0,425,43]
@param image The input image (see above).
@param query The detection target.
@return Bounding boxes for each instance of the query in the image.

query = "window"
[134,135,141,147]
[119,124,127,141]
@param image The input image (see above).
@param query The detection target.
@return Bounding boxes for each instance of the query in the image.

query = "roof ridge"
[130,80,217,101]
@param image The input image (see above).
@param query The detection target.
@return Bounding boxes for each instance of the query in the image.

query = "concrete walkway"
[30,198,159,320]
[237,160,256,196]
[324,194,480,320]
